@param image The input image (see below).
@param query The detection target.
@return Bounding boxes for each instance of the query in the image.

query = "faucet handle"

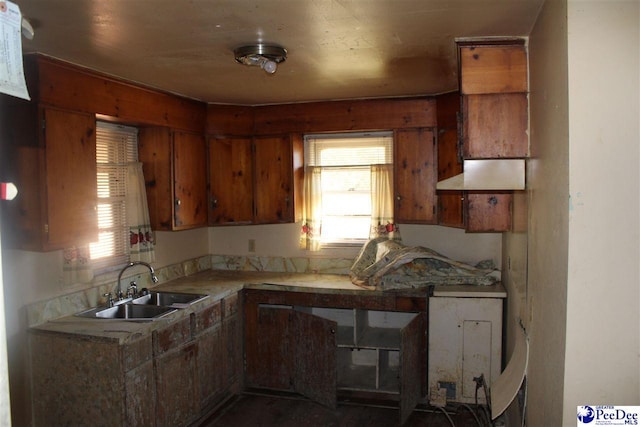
[127,281,138,298]
[103,292,115,307]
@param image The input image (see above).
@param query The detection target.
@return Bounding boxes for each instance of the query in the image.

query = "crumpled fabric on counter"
[349,237,500,290]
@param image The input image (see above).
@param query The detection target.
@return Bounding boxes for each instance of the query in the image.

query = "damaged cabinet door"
[244,303,337,408]
[293,310,338,409]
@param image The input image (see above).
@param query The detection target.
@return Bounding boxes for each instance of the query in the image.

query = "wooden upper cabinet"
[464,192,512,232]
[459,45,528,95]
[174,131,208,229]
[462,93,528,159]
[394,128,437,224]
[253,135,296,224]
[208,134,302,226]
[139,127,207,231]
[2,106,97,251]
[208,136,254,225]
[458,42,529,159]
[44,108,98,249]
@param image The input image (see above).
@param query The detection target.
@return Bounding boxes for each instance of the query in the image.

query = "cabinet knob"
[330,328,336,335]
[175,198,181,206]
[396,195,401,201]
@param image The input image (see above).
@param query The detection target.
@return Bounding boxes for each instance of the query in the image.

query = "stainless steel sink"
[131,291,209,308]
[76,303,177,321]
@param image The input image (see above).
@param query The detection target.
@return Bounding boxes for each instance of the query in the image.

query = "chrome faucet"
[117,261,159,300]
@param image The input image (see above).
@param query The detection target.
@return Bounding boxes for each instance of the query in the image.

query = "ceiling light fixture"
[234,44,287,74]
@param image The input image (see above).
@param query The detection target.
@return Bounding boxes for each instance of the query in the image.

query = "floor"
[200,392,488,427]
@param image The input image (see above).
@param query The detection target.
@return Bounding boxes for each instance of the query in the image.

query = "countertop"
[30,270,506,344]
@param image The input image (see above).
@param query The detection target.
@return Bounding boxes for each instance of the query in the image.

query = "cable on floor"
[457,403,483,426]
[433,405,457,427]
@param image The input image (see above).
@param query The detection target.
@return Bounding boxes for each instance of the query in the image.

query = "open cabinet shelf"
[244,289,426,426]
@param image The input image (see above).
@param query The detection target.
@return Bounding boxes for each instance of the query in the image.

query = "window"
[302,132,395,248]
[90,121,139,270]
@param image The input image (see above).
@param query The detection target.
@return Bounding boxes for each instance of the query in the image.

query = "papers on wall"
[0,0,30,100]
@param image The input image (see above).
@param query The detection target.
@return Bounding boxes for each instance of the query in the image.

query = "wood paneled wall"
[207,97,436,136]
[26,55,207,132]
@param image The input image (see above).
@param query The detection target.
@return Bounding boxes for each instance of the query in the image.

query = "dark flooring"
[200,392,488,427]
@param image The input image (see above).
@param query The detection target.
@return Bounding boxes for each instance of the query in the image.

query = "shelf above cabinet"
[436,159,525,191]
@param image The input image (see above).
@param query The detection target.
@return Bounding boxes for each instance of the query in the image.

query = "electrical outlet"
[248,239,255,253]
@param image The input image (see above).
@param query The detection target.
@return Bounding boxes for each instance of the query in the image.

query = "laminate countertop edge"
[29,269,506,343]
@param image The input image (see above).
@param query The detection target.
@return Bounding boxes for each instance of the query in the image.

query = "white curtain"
[370,164,400,240]
[127,162,155,262]
[299,166,323,251]
[63,246,93,284]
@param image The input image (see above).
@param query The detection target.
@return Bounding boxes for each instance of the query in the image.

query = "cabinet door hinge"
[44,223,49,234]
[41,118,46,130]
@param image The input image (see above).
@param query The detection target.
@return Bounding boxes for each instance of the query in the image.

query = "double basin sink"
[76,291,209,321]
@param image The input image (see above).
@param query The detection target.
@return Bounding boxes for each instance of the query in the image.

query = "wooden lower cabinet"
[222,293,243,394]
[125,360,156,426]
[243,289,426,425]
[246,305,338,407]
[29,293,243,427]
[194,300,224,409]
[30,331,155,426]
[155,341,199,427]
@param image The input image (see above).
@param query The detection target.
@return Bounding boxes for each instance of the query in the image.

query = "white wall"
[564,1,639,423]
[209,222,503,268]
[527,0,571,424]
[528,1,640,425]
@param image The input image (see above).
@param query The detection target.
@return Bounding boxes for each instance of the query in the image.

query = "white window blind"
[305,132,393,167]
[304,132,393,245]
[90,122,138,269]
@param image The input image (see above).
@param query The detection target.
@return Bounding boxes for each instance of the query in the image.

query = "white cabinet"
[428,295,503,404]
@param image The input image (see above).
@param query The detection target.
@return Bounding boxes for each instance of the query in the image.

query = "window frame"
[303,131,394,247]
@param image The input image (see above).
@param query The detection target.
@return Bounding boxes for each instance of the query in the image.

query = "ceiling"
[17,0,543,106]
